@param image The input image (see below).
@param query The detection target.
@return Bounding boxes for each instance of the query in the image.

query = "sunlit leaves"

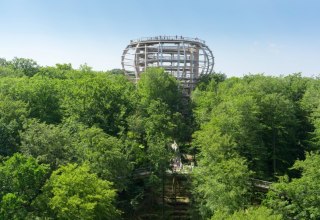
[0,153,49,219]
[43,163,120,219]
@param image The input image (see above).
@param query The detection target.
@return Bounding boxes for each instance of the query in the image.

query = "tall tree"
[258,93,298,177]
[192,130,252,218]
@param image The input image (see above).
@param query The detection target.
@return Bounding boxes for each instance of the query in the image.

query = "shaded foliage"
[0,95,28,156]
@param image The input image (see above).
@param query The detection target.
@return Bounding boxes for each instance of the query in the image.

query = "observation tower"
[121,36,214,95]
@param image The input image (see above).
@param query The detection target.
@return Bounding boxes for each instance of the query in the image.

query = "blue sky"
[1,0,319,76]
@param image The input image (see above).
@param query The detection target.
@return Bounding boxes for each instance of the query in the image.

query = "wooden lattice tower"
[121,36,214,95]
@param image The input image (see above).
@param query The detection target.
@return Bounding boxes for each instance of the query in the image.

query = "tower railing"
[130,36,205,44]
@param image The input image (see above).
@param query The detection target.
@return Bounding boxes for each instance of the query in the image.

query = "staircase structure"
[163,173,193,219]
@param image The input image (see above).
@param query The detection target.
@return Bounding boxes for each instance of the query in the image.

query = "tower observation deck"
[121,36,214,95]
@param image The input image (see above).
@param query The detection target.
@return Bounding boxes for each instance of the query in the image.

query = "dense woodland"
[0,57,320,219]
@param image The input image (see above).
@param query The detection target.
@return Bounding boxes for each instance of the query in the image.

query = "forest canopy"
[0,57,320,219]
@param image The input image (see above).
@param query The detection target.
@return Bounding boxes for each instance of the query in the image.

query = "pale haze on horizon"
[1,0,319,77]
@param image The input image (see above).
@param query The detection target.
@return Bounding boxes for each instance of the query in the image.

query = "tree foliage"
[211,206,282,220]
[192,129,252,218]
[9,57,39,77]
[192,74,310,180]
[1,58,320,218]
[0,95,28,156]
[41,163,120,219]
[61,72,134,136]
[0,153,49,219]
[20,119,74,169]
[264,152,320,219]
[72,125,131,191]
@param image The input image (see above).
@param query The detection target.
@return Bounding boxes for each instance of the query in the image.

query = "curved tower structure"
[121,36,214,94]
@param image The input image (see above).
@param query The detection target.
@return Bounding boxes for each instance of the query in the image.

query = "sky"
[0,0,319,77]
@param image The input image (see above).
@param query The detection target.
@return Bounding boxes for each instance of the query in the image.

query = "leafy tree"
[301,79,320,114]
[258,93,298,177]
[192,79,221,124]
[0,193,27,220]
[0,77,62,123]
[61,73,135,136]
[56,63,72,71]
[109,68,124,75]
[192,129,252,218]
[18,77,62,123]
[211,206,282,220]
[309,107,320,148]
[196,72,226,91]
[36,66,68,79]
[192,74,306,179]
[135,67,190,145]
[202,95,266,176]
[301,79,320,150]
[264,152,320,219]
[0,58,25,77]
[283,73,311,103]
[245,75,309,177]
[41,163,120,219]
[20,119,74,169]
[137,67,181,112]
[121,68,187,215]
[0,95,28,156]
[131,71,183,171]
[0,66,24,77]
[144,100,176,144]
[0,58,7,66]
[0,153,49,219]
[193,155,251,218]
[79,63,92,72]
[191,74,313,218]
[134,100,176,204]
[72,125,131,191]
[9,57,39,77]
[282,73,313,159]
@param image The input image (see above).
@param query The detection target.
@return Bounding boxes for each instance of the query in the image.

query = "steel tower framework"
[121,36,214,95]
